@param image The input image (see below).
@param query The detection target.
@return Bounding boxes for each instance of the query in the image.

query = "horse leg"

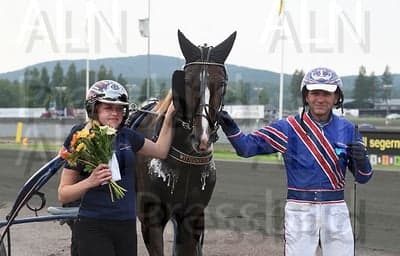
[141,222,166,256]
[140,202,170,256]
[172,207,205,256]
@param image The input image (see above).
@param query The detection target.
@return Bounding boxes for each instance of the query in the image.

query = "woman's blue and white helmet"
[300,67,344,106]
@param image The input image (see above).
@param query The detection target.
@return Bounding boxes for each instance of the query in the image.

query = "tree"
[158,81,169,99]
[97,65,107,81]
[381,65,393,104]
[138,79,154,103]
[224,84,239,104]
[89,70,96,85]
[77,69,87,108]
[51,62,64,88]
[367,72,379,103]
[353,66,369,103]
[106,68,116,81]
[289,69,304,110]
[23,67,42,107]
[40,67,52,110]
[258,88,269,105]
[40,67,50,86]
[0,79,21,107]
[237,80,250,105]
[117,73,127,86]
[75,69,97,108]
[64,63,81,108]
[51,62,64,109]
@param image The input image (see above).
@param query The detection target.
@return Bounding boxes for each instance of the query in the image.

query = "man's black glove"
[217,110,240,136]
[346,141,368,170]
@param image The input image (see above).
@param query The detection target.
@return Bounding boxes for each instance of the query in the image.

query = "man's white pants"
[284,201,354,256]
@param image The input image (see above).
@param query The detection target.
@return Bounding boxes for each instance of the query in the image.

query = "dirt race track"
[0,149,399,255]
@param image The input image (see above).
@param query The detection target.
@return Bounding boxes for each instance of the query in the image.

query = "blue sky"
[0,0,399,76]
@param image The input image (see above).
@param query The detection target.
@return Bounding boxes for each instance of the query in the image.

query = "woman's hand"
[138,102,175,159]
[165,102,176,121]
[59,164,112,204]
[86,164,112,188]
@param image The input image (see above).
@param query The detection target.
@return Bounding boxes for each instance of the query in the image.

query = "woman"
[58,80,175,256]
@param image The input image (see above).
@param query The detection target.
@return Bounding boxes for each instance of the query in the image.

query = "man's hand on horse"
[217,110,240,136]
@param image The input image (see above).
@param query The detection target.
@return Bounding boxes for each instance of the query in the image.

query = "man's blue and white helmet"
[300,67,344,106]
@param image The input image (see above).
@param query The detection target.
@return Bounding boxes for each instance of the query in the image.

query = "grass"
[213,150,281,162]
[0,141,60,151]
[347,117,400,129]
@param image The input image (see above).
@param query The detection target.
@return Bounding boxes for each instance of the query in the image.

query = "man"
[218,67,373,256]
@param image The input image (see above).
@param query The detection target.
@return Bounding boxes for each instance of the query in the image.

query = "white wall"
[0,108,45,118]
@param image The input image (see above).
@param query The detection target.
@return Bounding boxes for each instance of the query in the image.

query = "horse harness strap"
[168,146,213,165]
[183,61,225,68]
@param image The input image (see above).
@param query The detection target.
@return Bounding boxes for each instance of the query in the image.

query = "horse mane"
[153,89,172,119]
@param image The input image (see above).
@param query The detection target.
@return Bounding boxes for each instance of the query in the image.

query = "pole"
[353,124,359,256]
[146,0,151,100]
[85,57,90,121]
[277,1,285,161]
[278,2,285,120]
[86,14,91,121]
[86,59,90,95]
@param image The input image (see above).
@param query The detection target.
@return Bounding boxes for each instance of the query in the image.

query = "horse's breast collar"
[168,146,213,165]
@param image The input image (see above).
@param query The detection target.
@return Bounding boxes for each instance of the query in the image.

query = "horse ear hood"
[178,30,236,64]
[178,30,201,64]
[211,31,237,64]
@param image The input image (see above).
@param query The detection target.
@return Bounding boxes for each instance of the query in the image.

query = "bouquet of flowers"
[60,121,126,202]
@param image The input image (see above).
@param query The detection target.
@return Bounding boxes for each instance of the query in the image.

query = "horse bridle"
[179,46,227,143]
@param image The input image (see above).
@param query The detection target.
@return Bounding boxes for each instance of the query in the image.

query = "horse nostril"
[198,136,209,151]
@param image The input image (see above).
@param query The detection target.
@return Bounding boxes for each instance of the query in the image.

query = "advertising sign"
[360,130,400,167]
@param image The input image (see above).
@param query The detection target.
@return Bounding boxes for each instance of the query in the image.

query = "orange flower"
[59,149,72,163]
[70,133,78,147]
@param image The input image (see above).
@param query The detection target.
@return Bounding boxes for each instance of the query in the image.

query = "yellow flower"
[76,143,86,152]
[76,128,90,139]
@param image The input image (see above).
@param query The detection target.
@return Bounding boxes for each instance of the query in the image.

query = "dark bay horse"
[127,30,236,255]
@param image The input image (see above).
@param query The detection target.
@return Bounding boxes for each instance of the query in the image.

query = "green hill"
[1,55,399,98]
[0,55,290,85]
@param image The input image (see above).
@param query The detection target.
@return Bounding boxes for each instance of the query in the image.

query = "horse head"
[173,30,236,153]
